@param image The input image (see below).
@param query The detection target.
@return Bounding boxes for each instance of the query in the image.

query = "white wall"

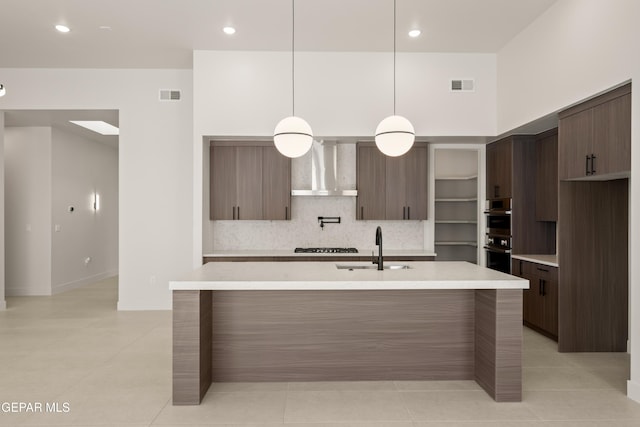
[4,127,53,296]
[195,50,497,259]
[496,0,640,402]
[0,68,193,309]
[194,50,496,137]
[0,113,5,309]
[51,127,118,293]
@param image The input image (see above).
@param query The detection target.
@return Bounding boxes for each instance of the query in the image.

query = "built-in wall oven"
[484,198,512,274]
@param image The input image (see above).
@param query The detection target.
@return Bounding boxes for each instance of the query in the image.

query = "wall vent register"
[159,89,181,101]
[294,247,358,253]
[450,79,475,92]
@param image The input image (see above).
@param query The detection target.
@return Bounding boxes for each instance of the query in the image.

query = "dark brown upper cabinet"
[558,83,631,180]
[210,141,291,221]
[487,134,556,255]
[356,142,428,221]
[486,138,512,199]
[535,129,558,222]
[356,144,386,220]
[262,146,292,220]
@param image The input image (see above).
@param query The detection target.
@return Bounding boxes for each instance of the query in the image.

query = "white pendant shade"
[273,116,313,158]
[375,115,415,157]
[0,84,5,97]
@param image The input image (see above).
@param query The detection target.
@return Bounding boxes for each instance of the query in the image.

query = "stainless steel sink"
[336,264,411,270]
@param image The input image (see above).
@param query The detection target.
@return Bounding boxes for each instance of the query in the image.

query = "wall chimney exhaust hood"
[291,140,357,196]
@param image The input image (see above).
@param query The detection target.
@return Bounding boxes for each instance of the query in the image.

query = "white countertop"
[170,261,528,291]
[203,249,437,258]
[511,254,559,268]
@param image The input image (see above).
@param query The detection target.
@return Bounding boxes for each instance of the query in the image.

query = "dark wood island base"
[172,288,522,405]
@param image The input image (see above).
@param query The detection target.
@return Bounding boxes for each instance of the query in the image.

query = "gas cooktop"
[294,247,359,254]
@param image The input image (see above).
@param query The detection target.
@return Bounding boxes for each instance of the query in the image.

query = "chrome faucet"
[373,226,383,270]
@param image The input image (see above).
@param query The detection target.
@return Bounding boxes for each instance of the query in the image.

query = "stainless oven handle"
[484,245,512,254]
[483,210,512,215]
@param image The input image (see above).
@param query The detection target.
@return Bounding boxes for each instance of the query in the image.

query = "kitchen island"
[170,261,528,405]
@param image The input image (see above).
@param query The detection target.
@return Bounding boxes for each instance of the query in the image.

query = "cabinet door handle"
[361,206,364,220]
[541,279,546,296]
[586,155,590,176]
[285,206,288,220]
[519,261,523,276]
[494,185,499,198]
[237,206,240,220]
[591,154,596,174]
[536,267,549,273]
[403,206,406,220]
[538,279,542,295]
[407,206,410,220]
[232,206,236,220]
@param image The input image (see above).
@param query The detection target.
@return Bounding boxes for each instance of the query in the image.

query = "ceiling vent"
[159,89,181,101]
[450,79,475,92]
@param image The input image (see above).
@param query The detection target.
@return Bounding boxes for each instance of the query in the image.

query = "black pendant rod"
[393,0,397,116]
[292,0,296,116]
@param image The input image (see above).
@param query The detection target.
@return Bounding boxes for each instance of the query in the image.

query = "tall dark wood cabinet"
[535,129,558,222]
[357,142,428,220]
[487,135,556,255]
[559,83,631,180]
[558,179,628,352]
[210,141,291,221]
[557,83,631,352]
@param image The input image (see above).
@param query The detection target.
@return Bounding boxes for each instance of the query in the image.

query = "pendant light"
[273,0,313,158]
[0,84,6,97]
[375,0,415,157]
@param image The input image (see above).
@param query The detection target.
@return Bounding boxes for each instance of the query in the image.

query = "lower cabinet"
[512,259,558,340]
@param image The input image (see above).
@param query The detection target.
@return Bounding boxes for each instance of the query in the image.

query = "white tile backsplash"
[210,197,425,251]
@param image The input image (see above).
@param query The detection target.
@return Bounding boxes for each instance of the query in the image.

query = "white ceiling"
[0,0,558,69]
[0,0,559,143]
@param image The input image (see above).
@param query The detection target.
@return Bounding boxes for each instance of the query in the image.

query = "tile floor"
[1,277,639,426]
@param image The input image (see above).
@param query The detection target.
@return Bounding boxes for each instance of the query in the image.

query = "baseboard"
[6,287,52,296]
[52,270,118,295]
[627,379,640,403]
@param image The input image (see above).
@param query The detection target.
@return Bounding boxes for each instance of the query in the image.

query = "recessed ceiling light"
[408,29,421,38]
[55,24,71,33]
[69,120,119,136]
[223,26,236,35]
[99,25,112,31]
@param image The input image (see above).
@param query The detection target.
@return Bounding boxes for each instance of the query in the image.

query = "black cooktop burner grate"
[294,247,359,254]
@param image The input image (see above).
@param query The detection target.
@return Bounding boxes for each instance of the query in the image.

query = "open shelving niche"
[433,149,480,263]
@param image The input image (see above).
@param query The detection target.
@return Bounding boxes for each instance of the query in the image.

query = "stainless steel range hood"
[291,140,357,196]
